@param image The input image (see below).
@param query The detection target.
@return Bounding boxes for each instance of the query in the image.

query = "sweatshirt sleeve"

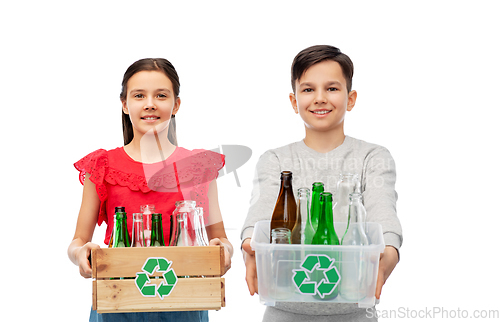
[240,150,282,242]
[362,146,403,252]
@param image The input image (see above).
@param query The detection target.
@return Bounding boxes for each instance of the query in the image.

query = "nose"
[144,97,157,110]
[314,90,327,104]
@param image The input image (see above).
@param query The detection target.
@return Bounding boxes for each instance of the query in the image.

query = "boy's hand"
[77,242,100,279]
[209,238,232,275]
[375,246,399,299]
[241,238,258,295]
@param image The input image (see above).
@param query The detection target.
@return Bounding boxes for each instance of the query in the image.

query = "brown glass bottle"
[270,171,297,243]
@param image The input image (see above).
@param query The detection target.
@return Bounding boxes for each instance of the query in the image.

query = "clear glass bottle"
[140,204,155,247]
[340,192,370,301]
[333,174,359,238]
[170,201,200,246]
[271,228,292,244]
[291,187,313,244]
[131,213,145,247]
[271,228,293,300]
[171,212,193,246]
[195,207,209,246]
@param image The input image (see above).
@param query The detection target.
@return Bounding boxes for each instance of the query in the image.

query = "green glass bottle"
[150,213,165,247]
[312,192,339,246]
[310,182,324,231]
[312,192,340,300]
[112,208,130,248]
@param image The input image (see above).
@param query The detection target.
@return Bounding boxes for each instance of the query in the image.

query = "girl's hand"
[241,238,258,295]
[375,246,399,299]
[209,238,232,275]
[76,242,100,279]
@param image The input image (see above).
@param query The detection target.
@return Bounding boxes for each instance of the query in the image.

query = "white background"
[2,1,499,321]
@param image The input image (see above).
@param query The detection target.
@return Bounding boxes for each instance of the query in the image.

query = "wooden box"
[91,246,225,313]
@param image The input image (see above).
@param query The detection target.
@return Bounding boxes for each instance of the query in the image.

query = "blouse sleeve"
[73,149,109,226]
[187,149,225,223]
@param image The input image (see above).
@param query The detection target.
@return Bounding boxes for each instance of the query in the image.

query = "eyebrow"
[299,81,342,88]
[130,88,172,93]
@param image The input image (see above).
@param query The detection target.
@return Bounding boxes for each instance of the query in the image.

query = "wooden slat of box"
[94,277,225,313]
[92,246,223,278]
[92,246,225,313]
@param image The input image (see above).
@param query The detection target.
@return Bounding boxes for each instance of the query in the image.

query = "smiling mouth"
[311,110,331,115]
[141,116,160,120]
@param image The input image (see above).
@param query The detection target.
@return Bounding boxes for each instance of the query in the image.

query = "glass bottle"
[333,174,359,238]
[291,187,313,244]
[271,228,293,300]
[131,213,145,247]
[312,192,339,300]
[112,208,130,248]
[342,193,369,246]
[270,171,297,243]
[310,182,324,231]
[170,201,200,246]
[171,213,193,246]
[109,206,125,247]
[340,192,369,301]
[150,213,165,247]
[312,192,339,246]
[271,228,292,244]
[195,207,209,246]
[140,204,155,247]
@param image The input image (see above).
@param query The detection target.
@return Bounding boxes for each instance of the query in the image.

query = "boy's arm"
[362,146,402,298]
[240,150,282,243]
[363,146,403,254]
[240,150,281,295]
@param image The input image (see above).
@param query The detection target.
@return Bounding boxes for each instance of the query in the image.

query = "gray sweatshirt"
[241,136,402,319]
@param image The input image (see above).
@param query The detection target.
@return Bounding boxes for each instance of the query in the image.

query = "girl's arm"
[67,173,101,278]
[205,180,233,275]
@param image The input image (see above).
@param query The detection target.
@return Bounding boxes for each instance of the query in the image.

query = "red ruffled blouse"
[74,147,225,245]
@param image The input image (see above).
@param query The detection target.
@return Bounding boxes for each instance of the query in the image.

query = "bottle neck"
[319,193,333,224]
[349,194,364,223]
[271,228,291,244]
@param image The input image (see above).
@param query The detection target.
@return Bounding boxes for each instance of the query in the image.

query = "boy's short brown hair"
[291,45,354,93]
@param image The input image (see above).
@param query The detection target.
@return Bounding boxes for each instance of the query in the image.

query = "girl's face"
[122,70,180,139]
[289,60,356,134]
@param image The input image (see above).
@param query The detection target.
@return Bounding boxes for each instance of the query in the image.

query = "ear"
[122,100,129,114]
[347,90,357,111]
[289,93,299,114]
[172,97,181,115]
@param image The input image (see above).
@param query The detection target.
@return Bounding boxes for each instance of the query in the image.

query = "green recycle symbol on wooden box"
[135,257,178,300]
[292,254,341,299]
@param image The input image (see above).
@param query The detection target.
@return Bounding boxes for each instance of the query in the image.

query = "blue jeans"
[90,309,209,322]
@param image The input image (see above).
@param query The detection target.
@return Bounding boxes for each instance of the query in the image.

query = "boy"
[241,45,402,321]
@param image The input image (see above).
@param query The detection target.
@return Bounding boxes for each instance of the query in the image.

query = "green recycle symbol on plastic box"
[135,257,178,300]
[292,254,341,298]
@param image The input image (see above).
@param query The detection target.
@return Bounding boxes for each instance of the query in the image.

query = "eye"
[157,93,167,98]
[134,93,144,99]
[303,88,313,93]
[327,87,338,92]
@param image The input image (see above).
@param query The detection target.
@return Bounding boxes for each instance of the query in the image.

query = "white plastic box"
[250,220,385,308]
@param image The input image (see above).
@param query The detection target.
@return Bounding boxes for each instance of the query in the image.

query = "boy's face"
[290,60,356,134]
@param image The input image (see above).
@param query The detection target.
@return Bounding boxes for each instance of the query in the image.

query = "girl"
[68,58,233,322]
